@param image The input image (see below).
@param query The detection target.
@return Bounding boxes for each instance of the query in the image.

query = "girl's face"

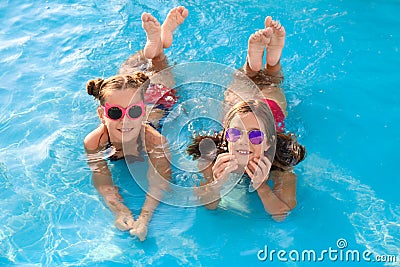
[227,112,270,170]
[98,89,144,143]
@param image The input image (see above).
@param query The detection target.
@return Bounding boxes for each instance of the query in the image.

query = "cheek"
[105,119,119,128]
[103,120,121,136]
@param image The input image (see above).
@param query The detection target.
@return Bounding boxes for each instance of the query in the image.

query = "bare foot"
[161,6,189,48]
[247,28,273,72]
[265,18,285,67]
[142,12,163,60]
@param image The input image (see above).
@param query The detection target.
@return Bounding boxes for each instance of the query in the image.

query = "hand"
[245,156,272,190]
[129,216,148,242]
[114,213,135,231]
[212,153,238,182]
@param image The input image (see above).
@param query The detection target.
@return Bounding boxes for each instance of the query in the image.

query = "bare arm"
[256,183,291,221]
[195,153,239,209]
[195,159,221,210]
[129,126,171,241]
[270,169,297,210]
[247,157,294,221]
[89,158,131,214]
[84,128,134,230]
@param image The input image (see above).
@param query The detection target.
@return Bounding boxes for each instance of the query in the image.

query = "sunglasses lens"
[249,130,264,145]
[107,107,123,120]
[128,105,143,119]
[226,128,241,142]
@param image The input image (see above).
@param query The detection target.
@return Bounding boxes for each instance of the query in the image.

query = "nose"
[236,132,250,145]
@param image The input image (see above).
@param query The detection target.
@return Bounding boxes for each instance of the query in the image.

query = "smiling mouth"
[118,128,134,133]
[236,150,252,155]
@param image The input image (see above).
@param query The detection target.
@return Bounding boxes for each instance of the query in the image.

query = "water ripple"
[302,154,400,266]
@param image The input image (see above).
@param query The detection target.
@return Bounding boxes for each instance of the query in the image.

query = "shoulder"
[143,124,168,150]
[84,124,106,152]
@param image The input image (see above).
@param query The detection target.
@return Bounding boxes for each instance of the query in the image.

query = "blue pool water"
[1,0,400,266]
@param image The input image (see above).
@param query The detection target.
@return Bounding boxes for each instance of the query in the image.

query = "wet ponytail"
[274,132,306,168]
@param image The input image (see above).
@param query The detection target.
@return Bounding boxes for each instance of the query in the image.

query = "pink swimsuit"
[144,83,178,109]
[263,99,285,132]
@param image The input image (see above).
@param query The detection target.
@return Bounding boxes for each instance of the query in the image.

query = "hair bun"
[131,71,149,84]
[86,78,104,99]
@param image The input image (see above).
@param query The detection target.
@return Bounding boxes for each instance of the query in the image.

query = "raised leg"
[243,28,273,77]
[142,12,164,60]
[265,16,286,68]
[161,6,189,48]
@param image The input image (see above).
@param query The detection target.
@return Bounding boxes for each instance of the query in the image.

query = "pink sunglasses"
[104,101,144,120]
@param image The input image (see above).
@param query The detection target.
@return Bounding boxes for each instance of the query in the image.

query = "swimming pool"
[1,0,399,266]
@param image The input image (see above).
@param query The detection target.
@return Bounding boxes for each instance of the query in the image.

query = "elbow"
[204,200,219,210]
[272,213,288,222]
[269,203,292,222]
[270,201,296,222]
[287,199,297,210]
[271,207,290,222]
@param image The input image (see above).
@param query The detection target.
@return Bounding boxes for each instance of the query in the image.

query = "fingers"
[260,156,272,169]
[213,160,238,180]
[212,153,238,180]
[245,156,272,185]
[115,214,135,231]
[245,163,255,180]
[214,153,234,166]
[129,219,148,242]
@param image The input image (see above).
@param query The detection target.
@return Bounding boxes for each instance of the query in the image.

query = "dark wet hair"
[86,71,150,105]
[274,132,306,168]
[187,132,226,161]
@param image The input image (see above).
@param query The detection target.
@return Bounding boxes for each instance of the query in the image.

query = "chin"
[232,155,249,172]
[121,133,138,143]
[236,158,248,168]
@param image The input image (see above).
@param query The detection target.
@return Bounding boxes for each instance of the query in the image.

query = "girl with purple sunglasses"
[84,7,188,241]
[187,17,306,221]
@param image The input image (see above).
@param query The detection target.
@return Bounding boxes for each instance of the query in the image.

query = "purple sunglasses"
[225,128,265,145]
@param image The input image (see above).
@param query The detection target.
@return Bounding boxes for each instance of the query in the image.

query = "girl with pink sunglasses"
[84,7,188,241]
[187,17,306,221]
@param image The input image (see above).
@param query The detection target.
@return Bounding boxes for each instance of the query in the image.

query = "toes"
[142,12,159,25]
[181,7,189,18]
[141,12,149,22]
[271,20,284,32]
[177,6,185,13]
[249,33,259,42]
[169,6,188,22]
[249,29,271,44]
[263,27,273,38]
[264,16,272,27]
